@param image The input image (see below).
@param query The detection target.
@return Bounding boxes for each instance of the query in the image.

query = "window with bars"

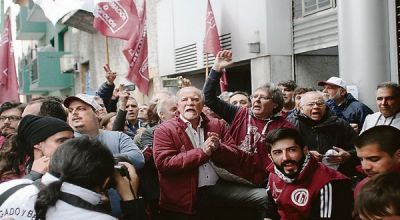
[293,0,335,18]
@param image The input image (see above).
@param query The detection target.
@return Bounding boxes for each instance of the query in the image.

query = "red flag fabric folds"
[0,9,19,104]
[123,1,149,95]
[93,0,140,40]
[203,0,228,92]
[203,0,221,55]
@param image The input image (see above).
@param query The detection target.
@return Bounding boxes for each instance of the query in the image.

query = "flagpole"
[205,53,209,79]
[105,36,110,65]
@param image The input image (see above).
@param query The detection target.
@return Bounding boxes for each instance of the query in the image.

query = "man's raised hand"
[212,50,233,72]
[104,64,116,85]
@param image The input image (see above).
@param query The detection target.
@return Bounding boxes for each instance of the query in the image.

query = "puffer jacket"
[287,109,359,176]
[328,93,373,129]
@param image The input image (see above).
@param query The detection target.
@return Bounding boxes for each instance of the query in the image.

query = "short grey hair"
[176,86,205,103]
[254,83,284,114]
[157,96,177,116]
[377,82,400,97]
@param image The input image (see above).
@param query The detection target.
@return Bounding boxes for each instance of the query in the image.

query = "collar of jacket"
[340,93,357,109]
[249,108,282,121]
[174,113,210,130]
[294,108,340,127]
[268,153,318,184]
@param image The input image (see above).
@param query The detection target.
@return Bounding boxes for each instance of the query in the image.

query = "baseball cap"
[318,77,346,89]
[63,93,101,111]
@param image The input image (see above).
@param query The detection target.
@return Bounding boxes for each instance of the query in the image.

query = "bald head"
[300,91,327,121]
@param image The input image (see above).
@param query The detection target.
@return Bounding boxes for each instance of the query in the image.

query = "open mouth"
[284,163,296,169]
[311,111,321,117]
[185,108,197,113]
[72,117,82,121]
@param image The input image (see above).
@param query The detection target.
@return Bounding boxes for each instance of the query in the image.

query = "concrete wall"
[250,55,292,91]
[295,55,339,89]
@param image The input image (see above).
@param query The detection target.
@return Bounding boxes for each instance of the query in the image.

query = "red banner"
[123,1,149,95]
[0,9,19,104]
[93,0,140,40]
[203,0,221,55]
[203,0,228,92]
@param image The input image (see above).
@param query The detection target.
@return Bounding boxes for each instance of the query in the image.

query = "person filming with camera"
[0,136,143,220]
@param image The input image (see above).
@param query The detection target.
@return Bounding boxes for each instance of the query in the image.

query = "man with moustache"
[287,91,358,177]
[319,77,372,133]
[64,93,144,217]
[154,86,266,220]
[361,82,400,133]
[63,93,144,169]
[0,102,25,147]
[265,128,353,220]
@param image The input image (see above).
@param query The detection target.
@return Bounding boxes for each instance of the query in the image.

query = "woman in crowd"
[0,136,143,220]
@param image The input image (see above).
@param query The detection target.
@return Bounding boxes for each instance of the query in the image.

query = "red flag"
[0,9,19,104]
[203,0,228,92]
[203,0,221,55]
[123,1,149,95]
[93,0,140,40]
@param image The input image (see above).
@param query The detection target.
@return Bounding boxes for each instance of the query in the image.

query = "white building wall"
[156,0,292,85]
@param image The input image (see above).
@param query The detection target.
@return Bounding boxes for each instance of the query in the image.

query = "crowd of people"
[0,49,399,220]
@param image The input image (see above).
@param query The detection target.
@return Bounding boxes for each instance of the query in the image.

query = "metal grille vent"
[175,43,197,73]
[203,33,232,67]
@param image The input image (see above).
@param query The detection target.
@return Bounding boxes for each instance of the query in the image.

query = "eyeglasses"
[0,115,21,122]
[305,101,325,108]
[250,94,272,101]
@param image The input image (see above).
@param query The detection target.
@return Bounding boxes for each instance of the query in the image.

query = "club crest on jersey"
[291,188,309,206]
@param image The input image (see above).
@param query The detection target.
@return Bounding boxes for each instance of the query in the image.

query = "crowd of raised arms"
[0,50,399,220]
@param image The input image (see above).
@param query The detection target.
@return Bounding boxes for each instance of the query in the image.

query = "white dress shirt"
[180,115,219,187]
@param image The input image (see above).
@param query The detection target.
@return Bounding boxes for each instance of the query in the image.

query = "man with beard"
[63,93,144,168]
[64,93,144,217]
[287,91,358,177]
[154,86,266,220]
[361,82,400,133]
[265,128,353,220]
[319,77,372,133]
[354,125,400,197]
[0,102,25,147]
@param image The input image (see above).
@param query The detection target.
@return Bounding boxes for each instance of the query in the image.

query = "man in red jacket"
[203,50,293,186]
[153,86,267,220]
[265,128,353,220]
[354,125,400,198]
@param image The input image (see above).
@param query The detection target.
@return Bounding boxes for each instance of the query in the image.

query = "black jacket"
[287,109,359,177]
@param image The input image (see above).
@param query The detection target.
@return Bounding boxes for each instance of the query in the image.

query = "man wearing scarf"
[265,128,353,220]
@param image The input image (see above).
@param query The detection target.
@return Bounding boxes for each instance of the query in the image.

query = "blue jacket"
[327,93,373,129]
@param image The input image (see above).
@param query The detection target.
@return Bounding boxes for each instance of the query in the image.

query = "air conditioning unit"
[60,54,78,73]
